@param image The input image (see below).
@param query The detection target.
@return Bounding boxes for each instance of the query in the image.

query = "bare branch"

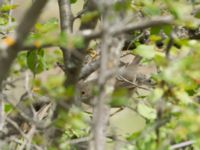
[112,16,174,35]
[91,36,125,150]
[81,16,174,40]
[21,43,57,51]
[117,74,150,91]
[6,117,27,139]
[73,7,87,20]
[79,59,100,80]
[59,0,98,89]
[58,0,74,32]
[170,140,195,150]
[67,135,92,145]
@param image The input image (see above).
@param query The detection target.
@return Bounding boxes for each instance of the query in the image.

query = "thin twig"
[73,7,87,20]
[170,140,195,150]
[82,16,174,40]
[21,43,57,51]
[112,16,174,35]
[165,33,174,59]
[6,117,27,139]
[118,74,150,91]
[110,107,124,117]
[67,135,92,145]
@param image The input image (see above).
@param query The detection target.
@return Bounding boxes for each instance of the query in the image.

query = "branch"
[57,0,73,84]
[73,7,87,20]
[0,14,177,56]
[6,117,27,140]
[61,0,98,87]
[66,135,92,145]
[81,16,174,40]
[16,0,48,44]
[0,0,48,86]
[91,35,125,150]
[79,59,100,80]
[57,58,100,81]
[112,16,174,35]
[58,0,73,32]
[170,140,195,150]
[117,74,150,91]
[21,43,57,51]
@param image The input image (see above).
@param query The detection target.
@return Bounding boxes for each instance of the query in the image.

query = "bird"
[78,55,157,105]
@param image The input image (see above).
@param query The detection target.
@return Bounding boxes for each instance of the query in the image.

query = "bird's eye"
[81,91,85,95]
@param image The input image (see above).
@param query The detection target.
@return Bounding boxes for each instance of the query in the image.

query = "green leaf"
[163,25,173,36]
[66,85,75,97]
[27,50,37,73]
[162,56,198,90]
[73,36,84,48]
[0,4,18,12]
[150,27,161,35]
[59,32,68,47]
[81,11,99,24]
[154,53,167,66]
[133,45,155,59]
[41,74,69,99]
[143,5,161,16]
[174,90,193,104]
[165,1,192,20]
[0,17,8,25]
[70,0,77,4]
[149,35,162,43]
[25,19,59,47]
[4,103,13,113]
[17,52,27,68]
[194,11,200,18]
[110,89,128,107]
[114,0,131,12]
[35,18,58,33]
[137,103,156,120]
[110,97,127,107]
[126,131,142,141]
[149,88,164,102]
[44,75,64,90]
[37,48,44,56]
[27,49,46,74]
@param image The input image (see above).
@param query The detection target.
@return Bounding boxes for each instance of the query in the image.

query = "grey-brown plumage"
[78,56,157,105]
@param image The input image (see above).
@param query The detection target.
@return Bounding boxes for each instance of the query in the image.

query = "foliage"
[1,0,200,150]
